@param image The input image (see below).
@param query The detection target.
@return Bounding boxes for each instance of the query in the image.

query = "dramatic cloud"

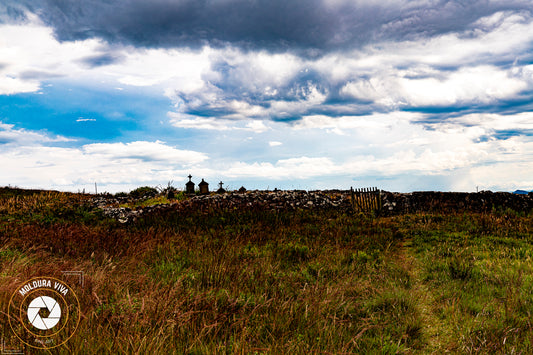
[0,18,106,94]
[3,0,532,55]
[0,1,531,192]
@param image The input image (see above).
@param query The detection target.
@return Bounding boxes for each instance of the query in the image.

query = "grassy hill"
[1,187,532,353]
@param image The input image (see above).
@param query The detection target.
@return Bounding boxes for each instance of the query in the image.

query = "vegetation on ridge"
[0,187,532,354]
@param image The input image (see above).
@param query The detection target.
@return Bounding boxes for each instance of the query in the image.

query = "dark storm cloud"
[0,2,29,23]
[5,0,532,54]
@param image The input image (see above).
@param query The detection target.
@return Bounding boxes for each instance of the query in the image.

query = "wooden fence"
[350,187,382,213]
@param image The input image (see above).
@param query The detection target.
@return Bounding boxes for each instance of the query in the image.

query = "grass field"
[1,188,532,354]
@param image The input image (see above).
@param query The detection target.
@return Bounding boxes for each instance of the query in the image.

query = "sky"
[0,0,532,193]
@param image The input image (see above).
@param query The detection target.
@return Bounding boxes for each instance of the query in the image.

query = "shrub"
[129,186,158,199]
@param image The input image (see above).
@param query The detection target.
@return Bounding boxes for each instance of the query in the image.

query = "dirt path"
[398,238,452,353]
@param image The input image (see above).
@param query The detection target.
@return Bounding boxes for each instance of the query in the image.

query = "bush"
[129,186,158,199]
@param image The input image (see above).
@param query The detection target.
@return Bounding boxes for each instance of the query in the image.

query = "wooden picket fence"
[350,187,382,214]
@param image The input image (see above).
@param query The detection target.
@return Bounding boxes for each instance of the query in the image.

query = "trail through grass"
[399,238,454,353]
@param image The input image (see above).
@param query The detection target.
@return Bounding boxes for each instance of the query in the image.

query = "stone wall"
[92,190,533,223]
[381,191,533,215]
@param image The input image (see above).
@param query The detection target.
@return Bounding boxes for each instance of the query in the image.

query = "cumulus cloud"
[341,65,528,107]
[0,126,209,190]
[0,19,108,94]
[162,11,533,120]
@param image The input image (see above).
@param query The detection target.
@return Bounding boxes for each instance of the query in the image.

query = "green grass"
[116,192,188,209]
[405,212,533,353]
[0,189,532,353]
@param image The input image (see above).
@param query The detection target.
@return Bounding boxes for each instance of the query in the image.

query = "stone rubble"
[381,191,533,214]
[91,190,533,223]
[92,190,351,223]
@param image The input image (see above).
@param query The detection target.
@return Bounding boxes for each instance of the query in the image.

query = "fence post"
[350,187,355,211]
[376,187,380,211]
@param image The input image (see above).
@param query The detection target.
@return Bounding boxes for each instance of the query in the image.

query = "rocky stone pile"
[181,190,350,211]
[91,195,179,223]
[381,191,533,214]
[91,189,533,223]
[92,190,351,223]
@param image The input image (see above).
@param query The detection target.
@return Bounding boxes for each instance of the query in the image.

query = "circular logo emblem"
[27,296,62,330]
[8,277,81,349]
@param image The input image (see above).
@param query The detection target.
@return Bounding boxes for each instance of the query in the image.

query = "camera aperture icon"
[8,277,81,349]
[27,296,62,330]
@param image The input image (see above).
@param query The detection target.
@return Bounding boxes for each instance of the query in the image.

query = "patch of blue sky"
[0,81,189,145]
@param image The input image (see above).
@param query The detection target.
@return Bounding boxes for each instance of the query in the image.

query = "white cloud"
[0,119,531,192]
[0,11,532,192]
[0,76,40,95]
[0,122,72,145]
[325,11,533,71]
[341,65,527,107]
[167,113,232,130]
[444,112,533,132]
[468,159,533,192]
[111,47,210,91]
[0,21,106,94]
[0,18,212,96]
[294,112,420,132]
[218,134,530,187]
[0,137,209,191]
[246,120,270,133]
[269,141,283,147]
[224,157,337,179]
[168,112,270,133]
[202,48,303,91]
[82,141,207,164]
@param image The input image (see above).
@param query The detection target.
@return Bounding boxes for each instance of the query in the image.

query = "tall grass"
[0,189,532,353]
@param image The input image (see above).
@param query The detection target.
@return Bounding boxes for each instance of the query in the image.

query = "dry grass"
[0,188,532,354]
